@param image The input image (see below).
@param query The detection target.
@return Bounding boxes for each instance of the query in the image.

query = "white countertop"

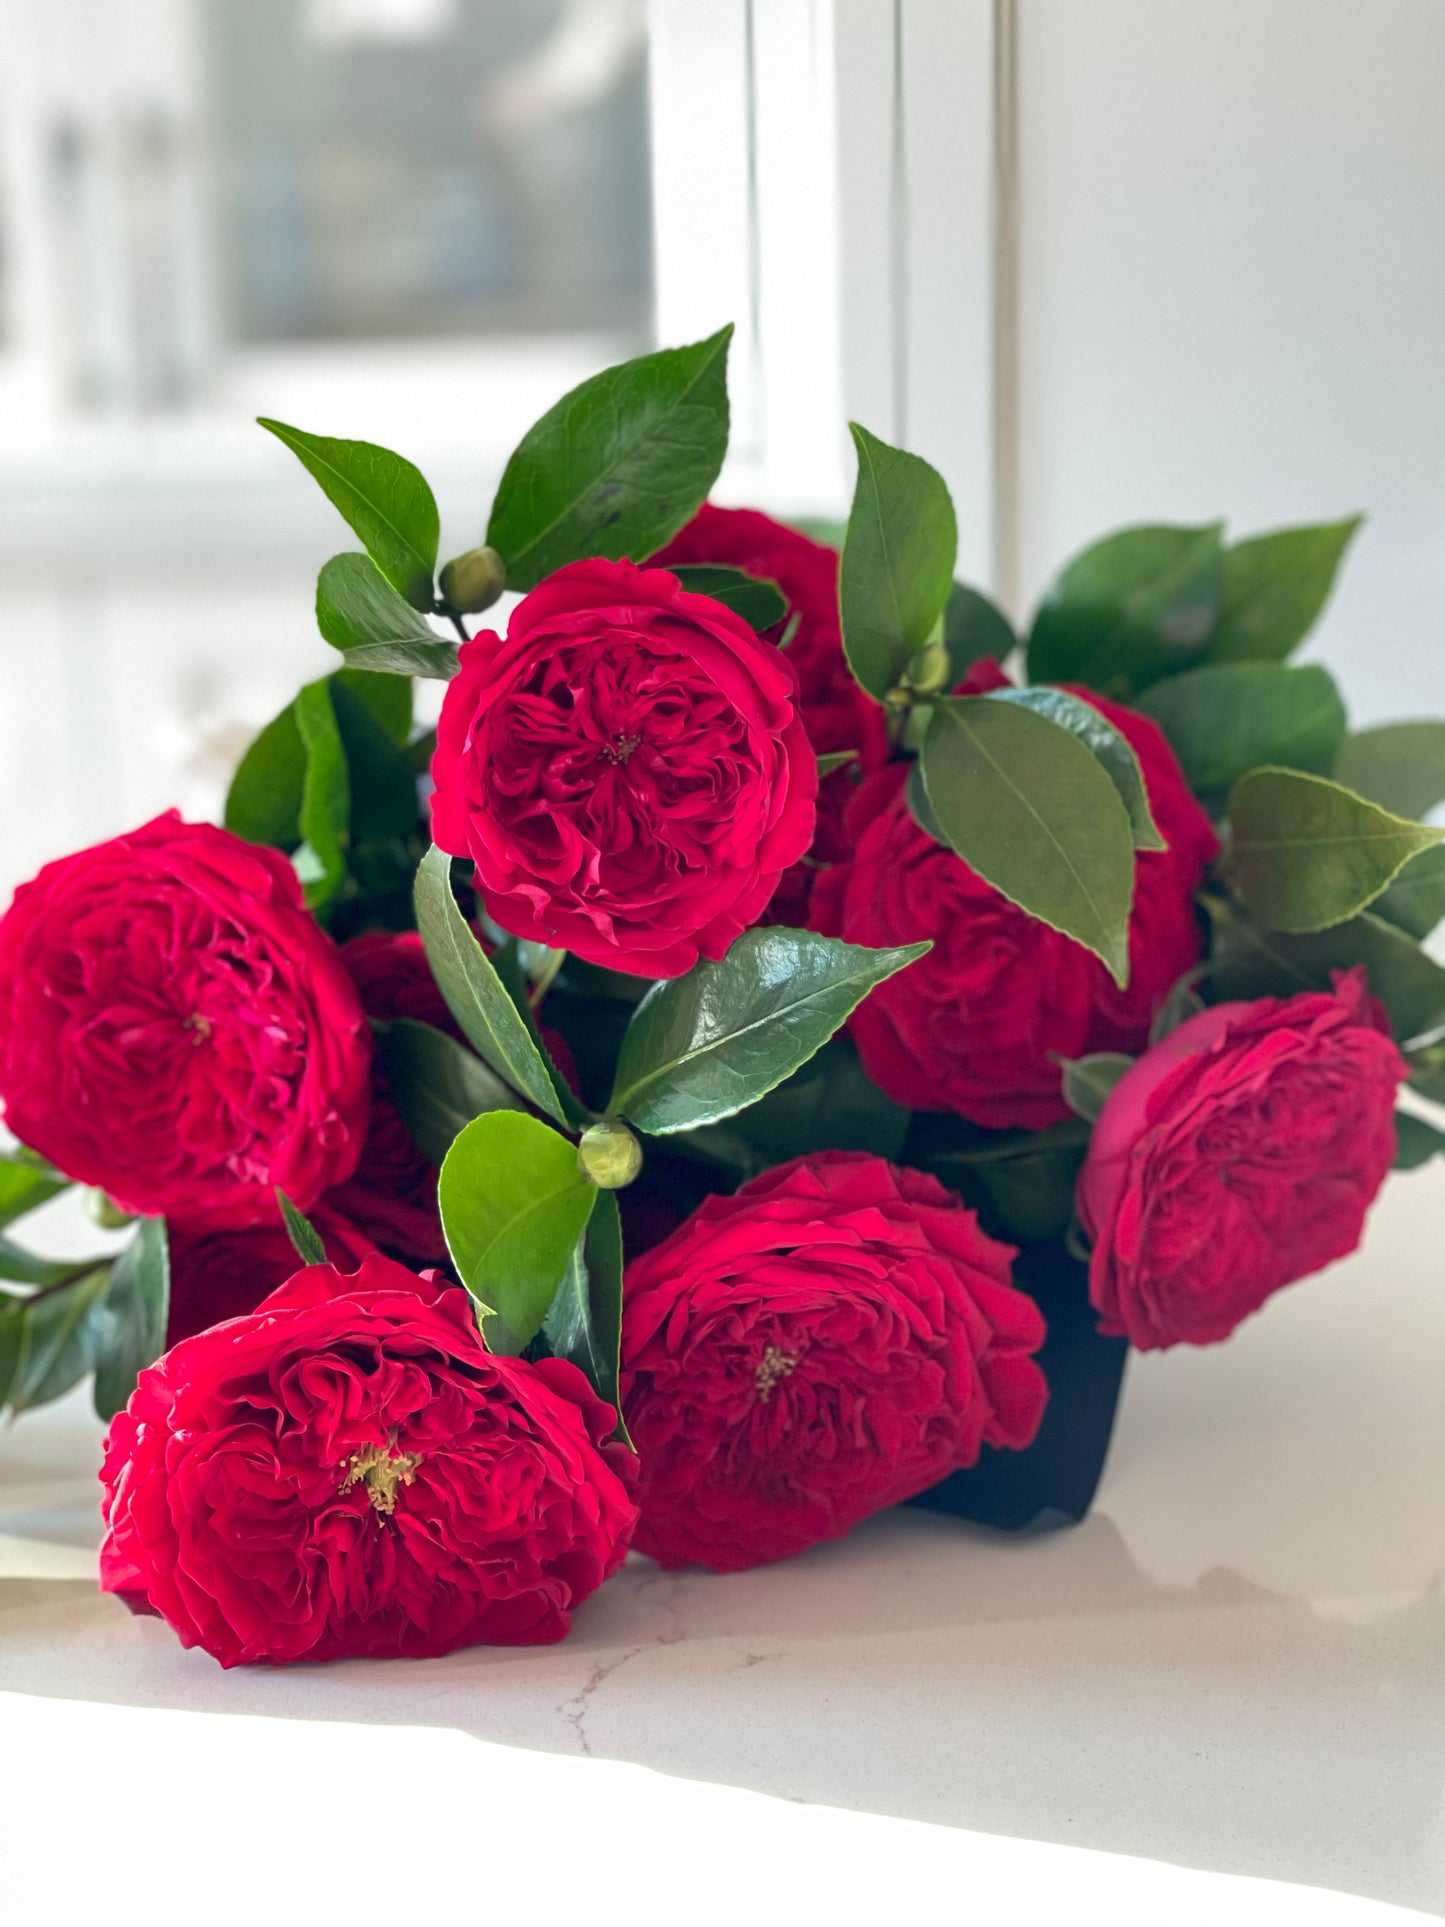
[2,1172,1442,1925]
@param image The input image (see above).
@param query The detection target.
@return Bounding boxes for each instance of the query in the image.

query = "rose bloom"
[0,813,370,1224]
[651,504,887,923]
[165,1209,377,1346]
[101,1255,638,1666]
[811,668,1218,1129]
[430,557,817,978]
[1077,969,1405,1351]
[620,1152,1048,1571]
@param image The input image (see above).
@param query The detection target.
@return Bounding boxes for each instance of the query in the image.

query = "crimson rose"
[101,1255,638,1665]
[0,813,370,1224]
[620,1152,1047,1571]
[165,1208,377,1346]
[1077,969,1405,1350]
[811,675,1217,1128]
[429,557,817,978]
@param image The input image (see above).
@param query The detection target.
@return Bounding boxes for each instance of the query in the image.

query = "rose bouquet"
[2,326,1442,1666]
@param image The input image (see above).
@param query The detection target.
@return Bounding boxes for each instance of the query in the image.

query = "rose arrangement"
[1,326,1442,1667]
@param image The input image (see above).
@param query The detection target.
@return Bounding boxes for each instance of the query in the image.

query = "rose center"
[754,1344,798,1404]
[601,732,642,765]
[341,1437,421,1518]
[184,1013,212,1044]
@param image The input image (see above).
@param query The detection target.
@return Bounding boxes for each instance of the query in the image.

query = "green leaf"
[413,845,567,1124]
[277,1191,327,1267]
[258,419,439,609]
[1333,722,1445,821]
[317,553,459,681]
[670,1036,910,1176]
[93,1218,169,1422]
[1150,969,1208,1043]
[666,564,787,632]
[609,927,929,1135]
[1202,896,1445,1045]
[488,936,591,1128]
[839,424,958,702]
[990,686,1164,850]
[438,1112,597,1354]
[1136,661,1346,797]
[816,749,858,780]
[1392,1110,1445,1171]
[943,581,1017,685]
[379,1018,523,1165]
[294,679,350,910]
[1228,767,1444,933]
[1060,1052,1134,1123]
[1372,844,1445,942]
[7,1265,113,1416]
[1026,522,1223,696]
[225,702,305,849]
[0,1155,70,1233]
[921,695,1136,986]
[329,677,418,844]
[1208,517,1362,663]
[0,1239,99,1287]
[542,1188,628,1439]
[336,663,412,743]
[916,1116,1089,1243]
[487,327,733,592]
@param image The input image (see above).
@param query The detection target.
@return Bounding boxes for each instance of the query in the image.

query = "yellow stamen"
[341,1436,421,1517]
[754,1345,798,1404]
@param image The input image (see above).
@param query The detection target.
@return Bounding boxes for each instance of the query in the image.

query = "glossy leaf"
[542,1189,628,1439]
[1136,661,1346,797]
[1228,767,1444,933]
[379,1018,523,1165]
[1372,844,1445,942]
[1060,1053,1133,1124]
[671,1037,910,1177]
[0,1239,96,1287]
[488,935,591,1128]
[666,565,787,632]
[1027,522,1223,696]
[277,1191,327,1267]
[0,1155,70,1233]
[611,927,929,1134]
[839,424,958,702]
[329,677,418,844]
[1392,1111,1445,1171]
[413,844,566,1123]
[921,696,1136,986]
[487,327,733,591]
[317,553,459,681]
[225,702,305,849]
[1208,518,1362,663]
[259,419,439,609]
[294,679,350,909]
[438,1112,597,1354]
[93,1217,169,1422]
[943,581,1016,685]
[1332,721,1445,822]
[7,1264,113,1415]
[991,686,1163,850]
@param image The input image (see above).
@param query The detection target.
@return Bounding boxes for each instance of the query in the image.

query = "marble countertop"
[2,1172,1442,1924]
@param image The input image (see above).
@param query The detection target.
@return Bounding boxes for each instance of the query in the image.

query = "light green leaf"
[0,1155,70,1233]
[1208,517,1362,663]
[259,419,439,609]
[991,686,1163,850]
[379,1018,523,1165]
[610,927,929,1135]
[438,1112,597,1354]
[294,679,350,910]
[317,553,459,681]
[1333,721,1445,822]
[487,327,733,591]
[1136,661,1346,797]
[1060,1053,1134,1124]
[1228,767,1444,933]
[921,695,1136,986]
[542,1189,628,1439]
[93,1217,169,1422]
[1027,522,1223,696]
[839,424,958,702]
[666,565,787,632]
[7,1265,113,1416]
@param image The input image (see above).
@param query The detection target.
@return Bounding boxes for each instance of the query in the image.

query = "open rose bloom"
[0,335,1434,1662]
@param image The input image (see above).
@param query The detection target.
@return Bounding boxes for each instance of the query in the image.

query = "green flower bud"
[84,1189,135,1231]
[439,545,507,614]
[903,639,952,698]
[577,1120,643,1190]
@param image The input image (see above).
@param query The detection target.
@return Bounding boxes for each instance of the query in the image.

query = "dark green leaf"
[487,327,733,591]
[991,686,1163,850]
[839,424,958,702]
[915,1116,1089,1243]
[379,1018,522,1165]
[438,1112,597,1354]
[329,677,418,844]
[489,936,591,1128]
[1060,1052,1134,1123]
[1373,844,1445,942]
[294,679,350,910]
[906,759,947,844]
[92,1217,169,1422]
[1208,518,1362,663]
[258,419,439,609]
[0,1156,70,1233]
[8,1265,113,1415]
[0,1239,97,1287]
[1150,969,1208,1043]
[610,928,929,1134]
[1228,767,1444,933]
[277,1191,327,1267]
[1026,522,1223,696]
[921,695,1136,986]
[413,845,567,1123]
[670,1037,910,1176]
[542,1189,628,1439]
[224,702,305,849]
[666,565,787,632]
[1392,1110,1445,1171]
[1136,661,1346,797]
[943,581,1016,685]
[1332,722,1445,821]
[816,749,858,780]
[317,553,459,681]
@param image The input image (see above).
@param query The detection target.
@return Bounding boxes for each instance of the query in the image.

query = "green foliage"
[92,1218,169,1422]
[1026,523,1223,695]
[294,678,351,909]
[0,1265,114,1416]
[943,582,1016,684]
[224,704,307,849]
[609,928,929,1135]
[1060,1053,1134,1124]
[1372,845,1445,943]
[912,1117,1090,1244]
[317,553,459,680]
[487,326,733,590]
[1332,721,1445,822]
[839,425,958,702]
[990,686,1163,850]
[276,1191,327,1267]
[0,1153,70,1231]
[259,419,439,609]
[542,1189,628,1440]
[921,695,1136,986]
[379,1018,522,1164]
[1207,518,1362,663]
[1136,661,1346,799]
[1392,1110,1445,1171]
[666,565,787,631]
[668,1037,910,1177]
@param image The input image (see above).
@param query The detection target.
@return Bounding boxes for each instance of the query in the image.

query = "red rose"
[101,1255,638,1665]
[165,1208,377,1346]
[1077,968,1405,1350]
[652,505,887,921]
[811,681,1217,1128]
[620,1152,1047,1571]
[0,813,370,1224]
[430,557,817,978]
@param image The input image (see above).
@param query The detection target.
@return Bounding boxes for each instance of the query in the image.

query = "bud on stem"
[84,1189,135,1231]
[577,1119,643,1190]
[438,545,507,615]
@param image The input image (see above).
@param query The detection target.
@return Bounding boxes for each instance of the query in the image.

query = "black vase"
[907,1237,1128,1532]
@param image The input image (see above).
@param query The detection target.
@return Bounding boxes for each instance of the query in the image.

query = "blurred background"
[1,0,1443,899]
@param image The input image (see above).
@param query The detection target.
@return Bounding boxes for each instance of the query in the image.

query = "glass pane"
[203,0,652,344]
